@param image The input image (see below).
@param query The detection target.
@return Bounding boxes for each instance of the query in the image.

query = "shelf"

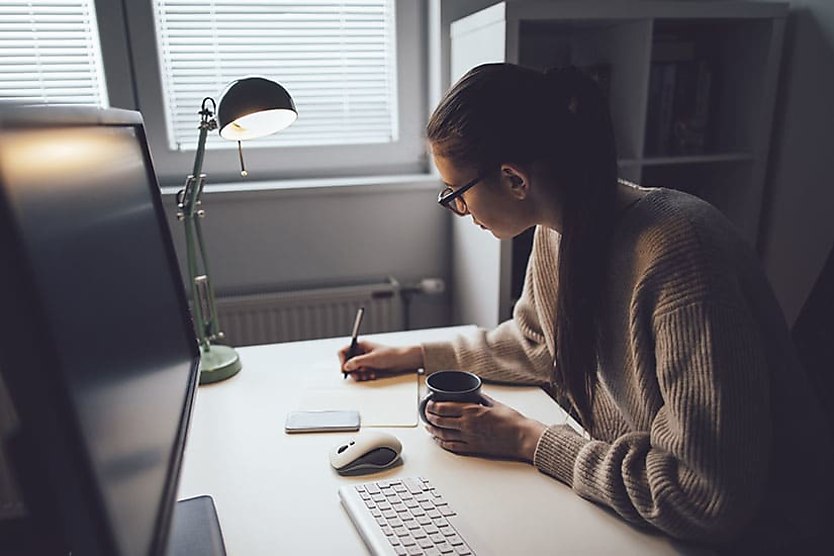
[642,152,754,166]
[449,1,787,327]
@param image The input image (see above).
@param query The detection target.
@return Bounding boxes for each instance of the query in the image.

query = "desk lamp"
[176,77,297,384]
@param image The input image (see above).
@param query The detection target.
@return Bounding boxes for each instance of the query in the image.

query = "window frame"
[103,0,429,187]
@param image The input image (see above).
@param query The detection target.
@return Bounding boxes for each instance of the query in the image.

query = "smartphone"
[284,409,361,433]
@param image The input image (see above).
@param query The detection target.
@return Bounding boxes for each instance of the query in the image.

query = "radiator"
[214,278,403,346]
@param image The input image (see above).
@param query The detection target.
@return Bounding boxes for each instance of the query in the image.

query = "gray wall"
[756,0,834,324]
[162,181,452,330]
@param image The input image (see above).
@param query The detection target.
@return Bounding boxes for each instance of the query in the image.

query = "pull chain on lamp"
[176,77,297,384]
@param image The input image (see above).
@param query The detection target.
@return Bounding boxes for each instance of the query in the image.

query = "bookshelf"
[448,1,787,328]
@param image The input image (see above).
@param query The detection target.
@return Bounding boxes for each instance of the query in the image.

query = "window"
[124,0,427,185]
[153,0,399,153]
[0,0,108,106]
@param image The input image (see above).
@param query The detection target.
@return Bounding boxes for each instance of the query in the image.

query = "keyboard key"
[403,477,423,495]
[407,547,424,556]
[430,533,446,543]
[440,507,457,517]
[418,538,434,549]
[424,548,441,556]
[436,542,454,554]
[393,546,408,556]
[454,545,472,555]
[448,535,464,546]
[393,526,409,537]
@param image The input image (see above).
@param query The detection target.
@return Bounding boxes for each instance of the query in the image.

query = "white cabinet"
[449,1,787,327]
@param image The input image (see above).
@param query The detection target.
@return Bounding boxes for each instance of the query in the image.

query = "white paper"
[295,368,419,427]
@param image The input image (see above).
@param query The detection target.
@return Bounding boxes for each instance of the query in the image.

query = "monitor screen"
[0,106,199,555]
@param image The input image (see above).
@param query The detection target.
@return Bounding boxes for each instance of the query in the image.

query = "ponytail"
[545,67,618,432]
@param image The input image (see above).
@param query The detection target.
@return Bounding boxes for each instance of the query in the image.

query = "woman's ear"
[500,163,531,200]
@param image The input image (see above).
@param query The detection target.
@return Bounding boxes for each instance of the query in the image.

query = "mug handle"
[418,393,433,424]
[419,392,492,424]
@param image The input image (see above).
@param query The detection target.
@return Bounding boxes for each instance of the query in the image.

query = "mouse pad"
[295,371,419,427]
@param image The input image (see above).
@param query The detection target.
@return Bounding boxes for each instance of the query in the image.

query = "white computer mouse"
[329,431,402,475]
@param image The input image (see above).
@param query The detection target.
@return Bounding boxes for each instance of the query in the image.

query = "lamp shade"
[217,77,297,141]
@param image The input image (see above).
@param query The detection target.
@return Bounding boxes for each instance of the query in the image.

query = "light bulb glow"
[219,109,297,141]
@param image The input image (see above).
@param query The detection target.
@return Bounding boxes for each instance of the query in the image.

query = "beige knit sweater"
[422,188,833,550]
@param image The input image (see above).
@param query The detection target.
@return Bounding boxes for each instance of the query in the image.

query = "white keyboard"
[338,476,486,556]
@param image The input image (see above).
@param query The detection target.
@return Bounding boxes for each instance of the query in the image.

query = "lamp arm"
[192,213,221,341]
[181,200,210,351]
[178,98,224,352]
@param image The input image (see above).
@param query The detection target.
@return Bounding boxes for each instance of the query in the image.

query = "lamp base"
[199,344,242,385]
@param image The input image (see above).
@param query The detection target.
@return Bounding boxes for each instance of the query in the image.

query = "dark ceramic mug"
[419,370,491,424]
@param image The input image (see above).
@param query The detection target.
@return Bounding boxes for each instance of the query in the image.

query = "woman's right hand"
[338,341,424,381]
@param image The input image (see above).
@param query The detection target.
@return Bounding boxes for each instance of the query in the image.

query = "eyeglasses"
[437,172,486,216]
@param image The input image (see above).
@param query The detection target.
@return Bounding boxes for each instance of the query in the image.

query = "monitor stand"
[166,495,227,556]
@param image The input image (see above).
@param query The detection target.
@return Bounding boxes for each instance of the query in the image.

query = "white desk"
[178,326,705,555]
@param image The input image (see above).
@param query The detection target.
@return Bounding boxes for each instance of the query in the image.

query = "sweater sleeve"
[533,300,772,543]
[421,232,555,386]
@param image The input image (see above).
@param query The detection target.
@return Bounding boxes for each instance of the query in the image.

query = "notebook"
[296,368,419,427]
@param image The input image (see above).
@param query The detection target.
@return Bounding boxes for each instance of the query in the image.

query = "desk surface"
[178,326,703,555]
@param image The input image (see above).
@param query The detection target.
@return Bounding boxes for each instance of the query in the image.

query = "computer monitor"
[0,105,214,555]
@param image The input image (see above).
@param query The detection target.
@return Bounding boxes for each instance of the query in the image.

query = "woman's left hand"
[424,394,548,462]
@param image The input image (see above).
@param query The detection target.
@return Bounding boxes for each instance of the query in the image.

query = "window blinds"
[153,0,398,152]
[0,0,108,106]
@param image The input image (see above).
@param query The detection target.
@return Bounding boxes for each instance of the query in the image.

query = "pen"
[344,306,365,379]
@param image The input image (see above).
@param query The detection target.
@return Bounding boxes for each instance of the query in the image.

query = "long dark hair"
[427,64,618,431]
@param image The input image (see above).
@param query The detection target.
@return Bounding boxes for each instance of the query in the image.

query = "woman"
[339,63,832,552]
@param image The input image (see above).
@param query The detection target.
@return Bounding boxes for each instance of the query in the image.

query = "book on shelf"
[645,62,676,156]
[645,58,714,157]
[672,59,713,155]
[645,29,716,157]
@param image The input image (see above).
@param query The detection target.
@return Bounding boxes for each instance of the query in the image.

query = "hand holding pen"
[338,310,425,381]
[343,307,365,379]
